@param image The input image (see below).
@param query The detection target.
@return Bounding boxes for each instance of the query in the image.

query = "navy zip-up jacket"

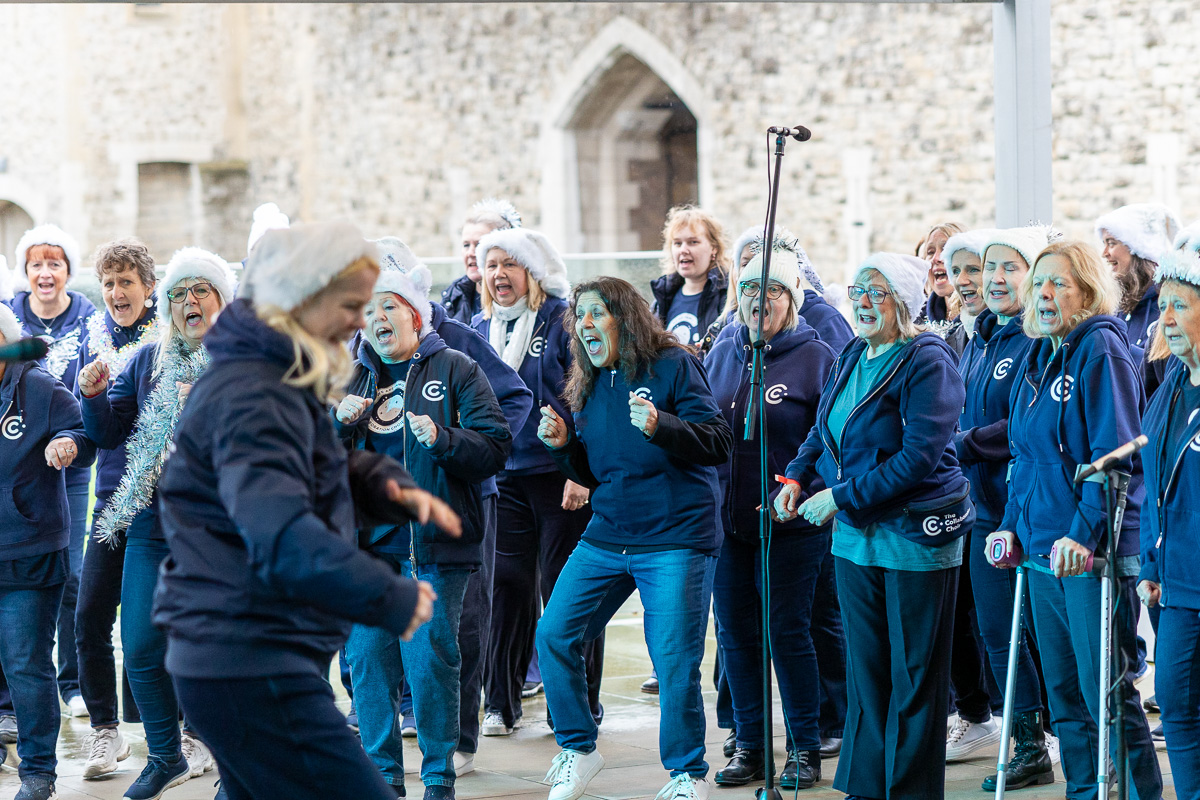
[1124,285,1159,351]
[153,299,422,679]
[335,331,511,566]
[441,274,481,325]
[954,310,1035,524]
[1000,315,1145,566]
[0,361,95,560]
[706,321,836,541]
[429,303,533,496]
[784,332,972,540]
[471,296,573,473]
[549,346,732,555]
[74,305,160,514]
[1139,360,1200,608]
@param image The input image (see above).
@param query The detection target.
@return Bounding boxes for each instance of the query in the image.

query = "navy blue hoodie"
[154,299,422,680]
[336,331,511,566]
[1124,285,1159,351]
[954,310,1035,524]
[706,321,836,541]
[441,274,481,325]
[550,346,732,554]
[472,296,573,473]
[784,333,972,544]
[712,291,854,356]
[1138,360,1200,609]
[0,361,95,561]
[1000,315,1145,567]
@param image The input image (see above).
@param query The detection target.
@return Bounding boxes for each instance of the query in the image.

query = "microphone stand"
[743,129,791,800]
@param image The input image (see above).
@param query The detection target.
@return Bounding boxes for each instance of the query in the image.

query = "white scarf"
[489,297,538,371]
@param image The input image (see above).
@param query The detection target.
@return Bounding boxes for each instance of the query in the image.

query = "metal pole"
[993,566,1027,800]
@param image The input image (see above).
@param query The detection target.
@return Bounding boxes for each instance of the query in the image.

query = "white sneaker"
[482,711,514,736]
[453,750,475,776]
[68,695,90,718]
[83,728,131,779]
[655,774,709,800]
[544,748,604,800]
[946,715,1001,761]
[1046,732,1061,764]
[181,733,214,778]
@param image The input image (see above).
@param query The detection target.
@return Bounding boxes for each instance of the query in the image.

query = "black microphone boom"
[0,337,49,363]
[1075,435,1149,483]
[768,125,812,142]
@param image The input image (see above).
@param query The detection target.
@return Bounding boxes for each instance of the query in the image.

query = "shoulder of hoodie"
[7,361,58,396]
[899,331,960,370]
[1070,316,1139,369]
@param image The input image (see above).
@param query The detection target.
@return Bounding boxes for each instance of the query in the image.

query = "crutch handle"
[987,531,1023,568]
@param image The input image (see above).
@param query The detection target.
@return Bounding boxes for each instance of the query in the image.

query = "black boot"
[780,749,821,790]
[722,729,737,759]
[981,710,1054,791]
[715,748,766,786]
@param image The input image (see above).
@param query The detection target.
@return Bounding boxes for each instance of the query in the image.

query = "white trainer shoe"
[68,695,90,718]
[482,711,514,736]
[181,733,214,778]
[655,774,710,800]
[453,750,475,776]
[946,715,1001,761]
[544,748,604,800]
[83,728,131,779]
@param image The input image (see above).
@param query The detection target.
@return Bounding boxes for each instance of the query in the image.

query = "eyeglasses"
[847,286,892,303]
[739,282,787,300]
[166,283,215,304]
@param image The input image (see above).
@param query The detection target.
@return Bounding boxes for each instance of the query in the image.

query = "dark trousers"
[457,492,496,753]
[76,529,138,726]
[1156,605,1200,800]
[811,548,847,739]
[713,530,827,751]
[485,472,603,727]
[123,538,181,765]
[174,672,395,800]
[834,558,957,799]
[0,579,65,781]
[1027,571,1162,800]
[948,531,997,722]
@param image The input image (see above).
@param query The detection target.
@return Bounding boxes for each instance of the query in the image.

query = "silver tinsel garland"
[94,335,210,546]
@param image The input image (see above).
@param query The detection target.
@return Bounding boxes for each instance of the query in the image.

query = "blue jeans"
[713,531,826,751]
[0,579,65,780]
[537,541,715,777]
[1027,571,1162,800]
[122,538,182,766]
[1154,605,1200,800]
[345,559,471,789]
[968,520,1042,714]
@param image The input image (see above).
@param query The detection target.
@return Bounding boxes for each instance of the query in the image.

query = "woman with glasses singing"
[774,253,974,799]
[704,249,838,790]
[77,249,236,800]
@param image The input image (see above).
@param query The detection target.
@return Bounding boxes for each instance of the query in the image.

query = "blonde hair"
[1148,279,1200,362]
[257,256,379,401]
[479,260,546,319]
[1021,241,1120,340]
[920,222,965,320]
[659,205,731,277]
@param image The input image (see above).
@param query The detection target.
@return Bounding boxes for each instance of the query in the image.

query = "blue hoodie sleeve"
[645,350,732,466]
[212,384,419,636]
[954,418,1011,464]
[422,359,512,482]
[49,380,96,468]
[784,418,827,488]
[81,351,144,450]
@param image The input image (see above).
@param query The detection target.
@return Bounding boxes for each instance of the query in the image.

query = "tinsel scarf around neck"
[94,335,210,546]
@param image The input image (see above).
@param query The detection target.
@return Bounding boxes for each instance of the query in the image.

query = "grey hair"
[856,266,926,342]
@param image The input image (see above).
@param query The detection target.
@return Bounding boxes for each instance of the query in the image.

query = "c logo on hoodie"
[2,414,24,441]
[633,387,654,402]
[1050,375,1075,402]
[421,381,447,402]
[766,384,788,405]
[528,337,545,357]
[992,358,1014,381]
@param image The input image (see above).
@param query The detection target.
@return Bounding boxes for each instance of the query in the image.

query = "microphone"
[1074,435,1149,483]
[768,125,812,142]
[0,337,49,363]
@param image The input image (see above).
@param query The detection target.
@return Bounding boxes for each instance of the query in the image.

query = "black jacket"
[650,268,729,340]
[440,274,481,325]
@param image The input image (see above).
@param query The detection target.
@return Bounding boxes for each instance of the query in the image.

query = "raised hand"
[336,394,373,424]
[628,392,659,437]
[406,412,438,447]
[78,360,111,397]
[538,405,569,449]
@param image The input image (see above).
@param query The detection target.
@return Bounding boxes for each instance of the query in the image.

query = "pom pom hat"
[239,222,379,313]
[247,202,291,256]
[371,236,434,336]
[1095,203,1180,265]
[157,248,239,322]
[742,249,804,313]
[475,228,570,299]
[855,253,929,322]
[982,226,1056,273]
[0,303,21,344]
[15,223,81,277]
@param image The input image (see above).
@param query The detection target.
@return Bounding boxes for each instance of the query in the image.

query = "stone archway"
[0,199,35,270]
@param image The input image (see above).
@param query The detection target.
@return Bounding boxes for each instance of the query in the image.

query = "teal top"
[825,341,905,458]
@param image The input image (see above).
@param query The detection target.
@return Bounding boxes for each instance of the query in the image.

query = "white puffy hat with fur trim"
[372,237,434,336]
[855,253,929,322]
[1155,248,1200,290]
[941,229,997,270]
[475,228,570,299]
[982,226,1056,272]
[15,223,82,277]
[1095,203,1180,265]
[157,247,238,322]
[0,303,21,343]
[240,222,380,313]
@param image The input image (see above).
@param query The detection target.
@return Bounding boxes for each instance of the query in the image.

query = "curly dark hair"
[563,277,683,412]
[1116,254,1156,316]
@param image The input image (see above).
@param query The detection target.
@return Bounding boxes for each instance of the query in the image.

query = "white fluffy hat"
[1174,220,1200,255]
[157,247,238,322]
[239,222,380,313]
[246,202,291,257]
[471,197,522,230]
[371,237,434,336]
[475,228,570,299]
[0,303,21,343]
[15,223,82,277]
[732,224,824,293]
[0,255,12,302]
[856,253,929,322]
[941,229,996,269]
[1155,248,1200,290]
[741,249,804,315]
[1095,203,1180,265]
[982,226,1056,272]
